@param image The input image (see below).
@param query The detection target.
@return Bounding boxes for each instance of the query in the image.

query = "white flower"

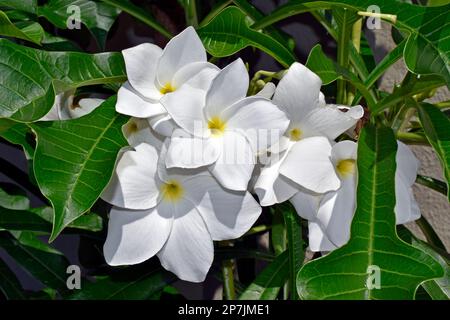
[292,140,421,252]
[101,137,261,282]
[162,58,289,191]
[117,26,219,137]
[254,62,364,205]
[40,89,104,121]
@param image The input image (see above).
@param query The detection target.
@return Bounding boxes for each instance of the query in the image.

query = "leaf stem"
[416,174,448,196]
[415,216,447,251]
[220,241,236,300]
[99,0,172,39]
[244,224,272,236]
[435,100,450,110]
[185,0,199,28]
[396,132,429,145]
[347,18,362,105]
[336,9,351,104]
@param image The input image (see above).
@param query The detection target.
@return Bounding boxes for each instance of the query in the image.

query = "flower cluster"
[97,27,421,282]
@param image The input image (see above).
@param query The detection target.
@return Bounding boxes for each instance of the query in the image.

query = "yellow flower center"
[160,83,175,94]
[208,116,227,136]
[124,120,139,135]
[289,128,302,141]
[161,180,184,202]
[336,159,356,178]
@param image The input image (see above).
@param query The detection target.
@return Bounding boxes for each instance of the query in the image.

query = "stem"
[357,11,397,24]
[220,241,236,300]
[416,216,447,251]
[185,0,199,28]
[435,100,450,110]
[199,0,232,27]
[244,224,272,236]
[100,0,172,39]
[347,18,362,105]
[396,132,429,145]
[336,9,351,104]
[416,174,448,196]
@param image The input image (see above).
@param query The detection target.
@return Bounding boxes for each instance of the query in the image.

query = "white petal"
[69,98,104,119]
[148,113,178,137]
[103,204,172,266]
[396,141,419,187]
[113,143,161,210]
[166,129,221,168]
[160,86,208,137]
[101,148,131,207]
[289,190,321,221]
[156,27,206,87]
[183,175,261,240]
[280,137,341,193]
[273,62,322,122]
[302,105,364,140]
[40,90,74,121]
[256,82,276,99]
[122,43,163,100]
[172,61,219,91]
[331,140,358,164]
[394,177,421,224]
[316,177,355,247]
[254,149,299,206]
[221,96,289,153]
[157,199,213,282]
[205,59,249,118]
[122,117,164,148]
[209,131,255,191]
[308,221,337,252]
[116,82,166,118]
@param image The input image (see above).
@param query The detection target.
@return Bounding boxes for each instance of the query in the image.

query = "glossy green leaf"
[305,44,376,108]
[0,39,126,122]
[271,207,286,256]
[0,232,70,290]
[38,0,120,48]
[239,251,289,300]
[0,183,30,210]
[30,97,128,241]
[253,0,450,87]
[68,271,176,300]
[297,125,444,299]
[41,32,82,52]
[0,0,37,14]
[416,102,450,201]
[198,6,296,68]
[0,10,43,44]
[0,207,50,232]
[0,119,34,158]
[32,206,103,232]
[0,258,25,300]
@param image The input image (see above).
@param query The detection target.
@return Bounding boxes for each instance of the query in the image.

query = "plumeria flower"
[40,89,104,121]
[101,136,262,282]
[162,58,289,191]
[254,62,364,205]
[293,140,421,252]
[117,26,219,137]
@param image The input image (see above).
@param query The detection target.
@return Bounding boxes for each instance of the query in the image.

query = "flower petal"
[273,62,322,122]
[302,105,364,140]
[395,177,421,224]
[316,177,355,247]
[112,143,161,209]
[289,190,321,221]
[331,140,358,164]
[254,149,299,206]
[221,96,289,153]
[103,204,172,266]
[160,86,208,137]
[148,113,178,137]
[256,82,276,99]
[166,129,221,168]
[280,137,341,193]
[122,117,164,148]
[40,90,74,121]
[69,98,104,119]
[157,199,213,282]
[205,59,249,118]
[209,131,255,191]
[122,43,162,100]
[156,26,206,87]
[116,81,166,118]
[172,61,219,91]
[183,175,261,240]
[308,221,337,252]
[396,141,419,187]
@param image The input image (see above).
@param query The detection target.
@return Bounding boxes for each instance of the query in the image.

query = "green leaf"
[0,119,34,158]
[0,10,44,44]
[0,258,25,300]
[197,6,296,68]
[0,183,30,210]
[38,0,120,48]
[0,0,37,14]
[0,207,50,232]
[68,271,176,300]
[398,227,450,300]
[239,251,289,300]
[416,102,450,201]
[271,207,286,255]
[279,203,303,300]
[305,44,376,109]
[252,0,450,87]
[30,96,128,241]
[0,232,70,290]
[0,38,126,122]
[297,125,444,299]
[41,32,82,52]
